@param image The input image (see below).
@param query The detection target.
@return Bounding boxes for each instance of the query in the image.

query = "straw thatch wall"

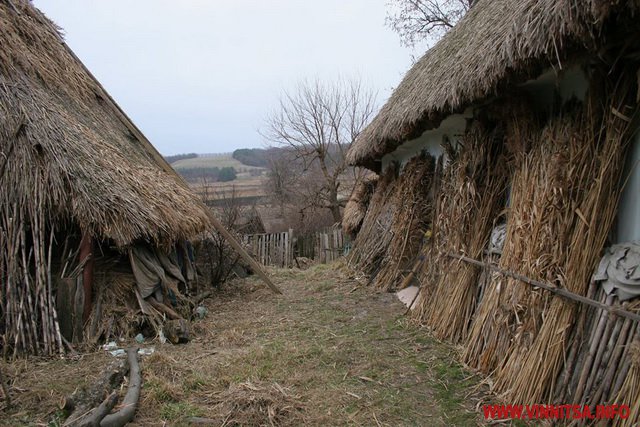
[342,176,378,238]
[0,1,211,356]
[413,121,509,342]
[345,0,640,418]
[347,0,640,169]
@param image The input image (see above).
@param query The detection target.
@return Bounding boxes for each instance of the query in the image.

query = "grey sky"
[33,1,417,155]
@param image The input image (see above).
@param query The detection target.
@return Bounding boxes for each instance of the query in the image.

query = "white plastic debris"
[194,306,208,319]
[103,341,118,351]
[158,329,167,344]
[137,347,155,356]
[396,286,419,310]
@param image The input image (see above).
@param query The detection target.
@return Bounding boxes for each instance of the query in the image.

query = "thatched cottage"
[346,0,640,421]
[0,1,212,356]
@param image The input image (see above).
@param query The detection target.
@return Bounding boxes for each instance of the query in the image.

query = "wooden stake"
[446,253,640,324]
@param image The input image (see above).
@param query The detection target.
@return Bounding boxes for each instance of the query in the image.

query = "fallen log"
[100,348,141,427]
[78,392,118,427]
[63,359,128,425]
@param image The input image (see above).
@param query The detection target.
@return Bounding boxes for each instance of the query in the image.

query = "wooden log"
[100,348,141,427]
[78,392,118,427]
[63,359,127,425]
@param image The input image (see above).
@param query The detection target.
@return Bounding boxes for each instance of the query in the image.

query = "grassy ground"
[2,262,487,426]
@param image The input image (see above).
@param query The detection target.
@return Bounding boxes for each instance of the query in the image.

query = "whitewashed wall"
[617,132,640,242]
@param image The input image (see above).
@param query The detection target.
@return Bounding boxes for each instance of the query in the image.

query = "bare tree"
[263,78,376,223]
[386,0,472,47]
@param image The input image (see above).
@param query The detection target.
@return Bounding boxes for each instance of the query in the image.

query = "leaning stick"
[584,304,618,400]
[594,317,632,404]
[398,255,425,291]
[446,253,640,323]
[147,297,181,320]
[206,215,282,294]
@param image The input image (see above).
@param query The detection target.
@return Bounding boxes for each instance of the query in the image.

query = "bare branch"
[385,0,472,47]
[262,77,377,223]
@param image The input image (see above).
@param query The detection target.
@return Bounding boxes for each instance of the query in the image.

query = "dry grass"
[1,262,487,426]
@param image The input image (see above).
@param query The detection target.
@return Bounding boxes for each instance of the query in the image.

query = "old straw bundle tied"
[347,164,399,276]
[414,123,508,343]
[463,114,573,376]
[342,176,378,237]
[373,153,437,292]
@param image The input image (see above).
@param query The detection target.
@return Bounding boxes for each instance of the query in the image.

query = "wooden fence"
[243,230,292,268]
[243,228,348,268]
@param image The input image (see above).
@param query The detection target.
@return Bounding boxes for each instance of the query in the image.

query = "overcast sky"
[33,1,417,155]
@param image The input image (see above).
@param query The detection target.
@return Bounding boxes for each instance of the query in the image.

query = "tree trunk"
[328,186,341,223]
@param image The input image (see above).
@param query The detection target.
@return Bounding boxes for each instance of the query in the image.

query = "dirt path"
[3,262,485,426]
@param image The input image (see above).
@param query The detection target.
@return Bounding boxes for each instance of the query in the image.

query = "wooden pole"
[447,252,640,323]
[79,232,94,325]
[207,213,281,294]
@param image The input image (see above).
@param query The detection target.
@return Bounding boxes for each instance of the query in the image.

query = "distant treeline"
[164,153,198,164]
[175,166,237,183]
[232,148,269,167]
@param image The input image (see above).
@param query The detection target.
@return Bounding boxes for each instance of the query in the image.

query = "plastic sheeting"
[594,242,640,301]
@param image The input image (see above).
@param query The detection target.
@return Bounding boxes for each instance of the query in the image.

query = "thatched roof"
[347,0,639,168]
[0,1,211,247]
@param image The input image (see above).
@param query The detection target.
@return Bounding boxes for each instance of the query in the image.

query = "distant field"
[172,154,265,172]
[191,178,267,202]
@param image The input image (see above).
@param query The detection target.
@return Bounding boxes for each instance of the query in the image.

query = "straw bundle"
[413,123,508,342]
[342,176,378,237]
[373,153,438,292]
[347,164,399,276]
[496,74,638,405]
[463,113,583,374]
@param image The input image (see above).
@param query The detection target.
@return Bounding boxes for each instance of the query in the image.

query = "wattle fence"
[243,228,349,268]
